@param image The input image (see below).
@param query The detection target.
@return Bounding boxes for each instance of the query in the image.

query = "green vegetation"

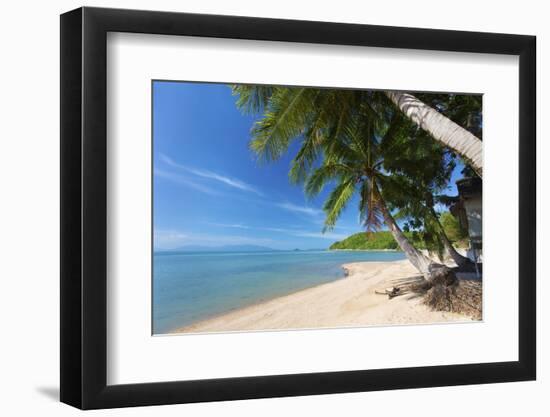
[329,231,425,251]
[439,211,468,244]
[329,212,468,251]
[233,84,479,277]
[330,231,399,250]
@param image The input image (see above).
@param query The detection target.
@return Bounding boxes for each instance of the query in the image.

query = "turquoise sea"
[153,250,406,334]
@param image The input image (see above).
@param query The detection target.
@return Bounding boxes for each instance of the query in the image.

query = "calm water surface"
[153,250,406,334]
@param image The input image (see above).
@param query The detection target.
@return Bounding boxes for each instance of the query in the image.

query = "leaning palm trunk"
[428,207,473,268]
[377,193,461,313]
[375,190,434,279]
[385,91,483,178]
[439,228,473,268]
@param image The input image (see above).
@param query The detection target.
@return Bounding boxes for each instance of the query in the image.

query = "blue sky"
[153,81,462,251]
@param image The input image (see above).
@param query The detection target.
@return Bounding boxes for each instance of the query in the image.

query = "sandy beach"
[175,260,476,334]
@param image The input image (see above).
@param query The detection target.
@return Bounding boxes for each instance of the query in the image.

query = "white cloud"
[205,222,250,229]
[290,231,348,240]
[276,202,322,217]
[207,223,347,241]
[261,226,347,240]
[187,167,263,196]
[159,153,263,196]
[154,169,220,195]
[261,227,291,233]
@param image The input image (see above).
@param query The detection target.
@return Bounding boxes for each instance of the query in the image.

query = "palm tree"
[384,92,483,178]
[314,127,444,278]
[233,85,483,178]
[426,200,472,268]
[234,85,480,281]
[240,89,437,278]
[378,117,474,268]
[398,195,473,268]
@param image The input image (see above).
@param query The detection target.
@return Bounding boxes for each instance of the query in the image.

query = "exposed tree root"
[406,265,482,319]
[374,264,482,319]
[422,270,482,320]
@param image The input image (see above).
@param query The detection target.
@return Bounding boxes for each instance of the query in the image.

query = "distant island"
[330,214,467,251]
[330,231,401,250]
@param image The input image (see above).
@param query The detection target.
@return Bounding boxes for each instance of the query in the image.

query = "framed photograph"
[60,6,536,409]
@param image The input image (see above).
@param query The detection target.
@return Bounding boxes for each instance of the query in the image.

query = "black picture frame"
[60,6,536,410]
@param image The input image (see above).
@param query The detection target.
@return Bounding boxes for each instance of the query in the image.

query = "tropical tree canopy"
[232,84,479,277]
[233,85,483,176]
[385,91,483,177]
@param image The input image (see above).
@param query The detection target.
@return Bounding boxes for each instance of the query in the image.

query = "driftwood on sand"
[374,287,402,299]
[375,264,482,319]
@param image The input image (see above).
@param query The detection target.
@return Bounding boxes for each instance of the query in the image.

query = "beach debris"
[401,264,483,319]
[424,277,482,319]
[374,286,402,299]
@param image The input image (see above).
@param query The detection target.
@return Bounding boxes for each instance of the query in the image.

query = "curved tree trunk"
[375,188,434,279]
[385,91,483,178]
[439,226,473,268]
[428,207,473,268]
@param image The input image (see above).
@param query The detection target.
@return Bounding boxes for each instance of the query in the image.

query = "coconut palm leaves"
[234,85,483,177]
[233,84,476,277]
[384,91,483,177]
[234,84,389,234]
[232,84,274,114]
[379,127,472,267]
[248,88,315,161]
[300,115,435,276]
[302,116,385,233]
[358,177,385,233]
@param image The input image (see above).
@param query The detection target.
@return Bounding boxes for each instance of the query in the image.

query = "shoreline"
[171,260,477,334]
[169,269,350,333]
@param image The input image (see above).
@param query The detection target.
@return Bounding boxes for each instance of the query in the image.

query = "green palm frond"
[231,83,480,268]
[250,88,317,162]
[327,107,351,142]
[344,123,371,162]
[359,178,384,232]
[304,163,355,198]
[231,85,274,114]
[288,90,351,183]
[421,214,446,261]
[289,129,324,184]
[322,178,356,232]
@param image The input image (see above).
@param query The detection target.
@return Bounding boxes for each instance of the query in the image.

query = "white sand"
[175,260,475,334]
